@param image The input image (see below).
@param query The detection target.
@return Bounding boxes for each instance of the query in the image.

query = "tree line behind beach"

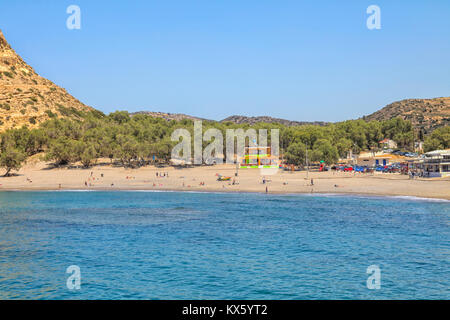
[0,110,449,176]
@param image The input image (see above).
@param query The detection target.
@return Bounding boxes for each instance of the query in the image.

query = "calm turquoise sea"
[0,191,449,300]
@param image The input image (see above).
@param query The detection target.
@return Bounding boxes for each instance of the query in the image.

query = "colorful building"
[239,146,279,169]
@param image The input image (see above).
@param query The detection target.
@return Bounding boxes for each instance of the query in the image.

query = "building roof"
[357,153,406,161]
[425,149,450,156]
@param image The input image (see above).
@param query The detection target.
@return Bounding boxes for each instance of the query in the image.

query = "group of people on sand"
[83,172,110,188]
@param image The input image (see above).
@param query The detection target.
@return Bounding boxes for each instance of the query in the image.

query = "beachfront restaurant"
[422,149,450,177]
[356,154,404,167]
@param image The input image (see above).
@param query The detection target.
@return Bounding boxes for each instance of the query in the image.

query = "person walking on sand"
[266,186,268,193]
[310,178,314,186]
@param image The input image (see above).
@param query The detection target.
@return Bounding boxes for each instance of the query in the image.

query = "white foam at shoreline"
[297,193,450,203]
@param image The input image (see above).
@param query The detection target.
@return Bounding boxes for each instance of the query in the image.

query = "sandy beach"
[0,157,449,200]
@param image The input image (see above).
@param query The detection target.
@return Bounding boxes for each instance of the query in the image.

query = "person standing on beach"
[266,186,268,193]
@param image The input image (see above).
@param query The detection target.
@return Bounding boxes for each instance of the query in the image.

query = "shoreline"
[1,187,450,202]
[1,161,449,201]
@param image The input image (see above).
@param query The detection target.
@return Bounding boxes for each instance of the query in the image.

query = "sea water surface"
[0,191,449,299]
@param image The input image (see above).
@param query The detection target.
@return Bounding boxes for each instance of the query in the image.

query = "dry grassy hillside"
[365,98,450,133]
[0,29,95,132]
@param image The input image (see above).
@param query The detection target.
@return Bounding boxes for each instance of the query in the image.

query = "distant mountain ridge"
[0,29,94,132]
[131,111,206,122]
[221,115,329,126]
[131,112,329,126]
[365,97,450,133]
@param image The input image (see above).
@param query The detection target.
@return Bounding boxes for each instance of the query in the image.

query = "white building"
[379,138,397,150]
[422,149,450,177]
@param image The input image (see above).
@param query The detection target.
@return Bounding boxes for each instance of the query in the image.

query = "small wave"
[311,193,450,203]
[388,195,450,203]
[54,189,97,192]
[172,206,189,211]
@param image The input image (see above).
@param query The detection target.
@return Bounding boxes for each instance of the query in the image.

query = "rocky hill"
[365,98,450,133]
[0,29,94,132]
[221,115,329,126]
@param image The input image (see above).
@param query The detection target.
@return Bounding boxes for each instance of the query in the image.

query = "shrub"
[57,105,72,116]
[45,110,57,118]
[3,71,14,78]
[1,104,11,111]
[70,107,83,117]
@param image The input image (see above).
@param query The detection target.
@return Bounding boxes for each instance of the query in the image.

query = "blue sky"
[1,0,449,121]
